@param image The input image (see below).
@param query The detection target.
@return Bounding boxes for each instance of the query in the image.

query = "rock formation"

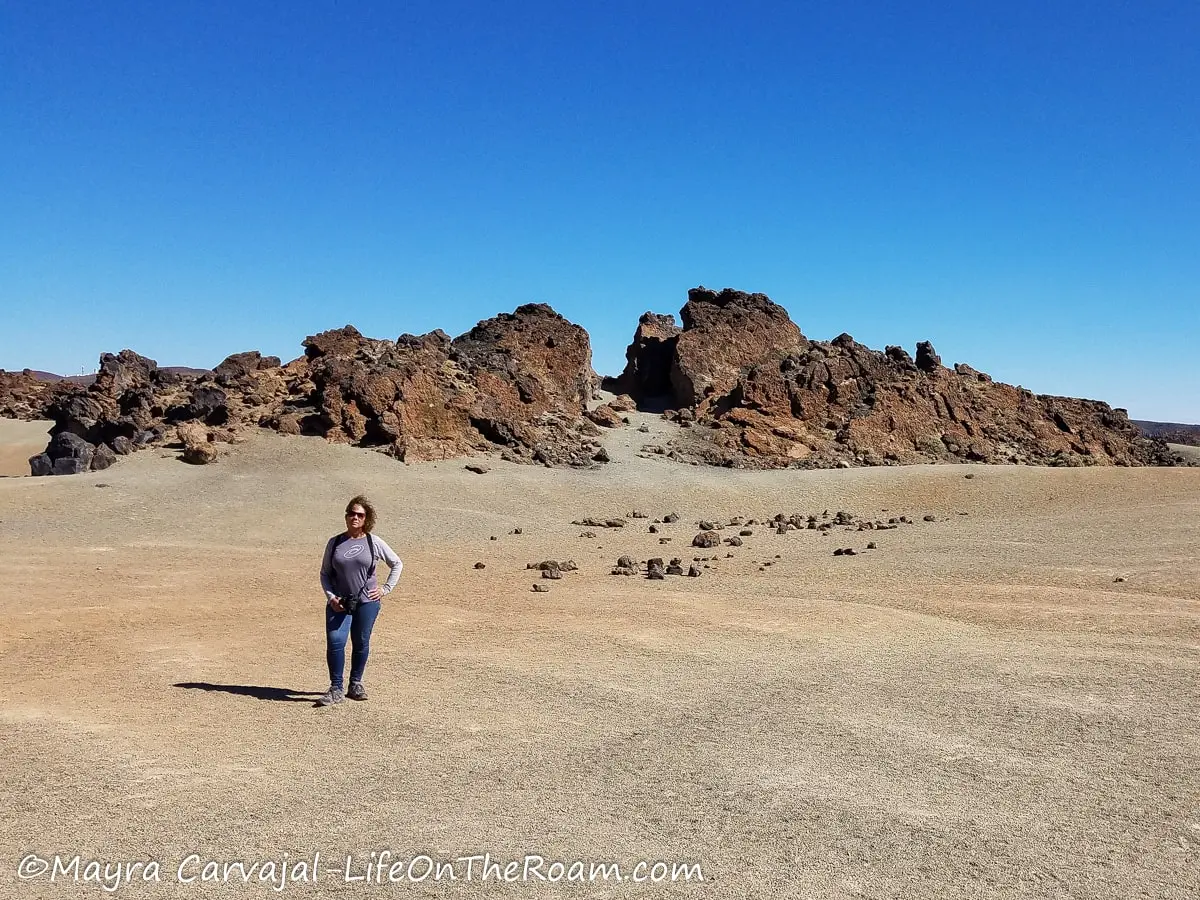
[617,287,1177,468]
[11,303,602,475]
[3,288,1184,474]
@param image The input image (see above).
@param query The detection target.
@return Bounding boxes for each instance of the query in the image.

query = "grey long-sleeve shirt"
[320,533,402,604]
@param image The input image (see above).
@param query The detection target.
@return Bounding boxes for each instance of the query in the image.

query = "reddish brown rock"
[584,404,625,428]
[616,286,1175,469]
[177,423,219,465]
[670,288,805,411]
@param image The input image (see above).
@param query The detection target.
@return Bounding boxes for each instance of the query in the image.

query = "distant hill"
[1133,420,1200,446]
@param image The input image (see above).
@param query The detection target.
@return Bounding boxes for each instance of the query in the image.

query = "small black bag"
[334,532,376,614]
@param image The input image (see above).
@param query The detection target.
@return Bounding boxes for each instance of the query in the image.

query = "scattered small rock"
[663,513,680,523]
[698,520,717,530]
[510,527,523,534]
[473,562,486,569]
[647,558,666,580]
[464,463,490,474]
[923,514,936,522]
[532,584,550,592]
[559,559,578,571]
[580,531,596,538]
[692,531,720,548]
[648,524,658,533]
[541,568,562,580]
[964,473,975,479]
[1114,576,1126,583]
[605,519,627,528]
[592,448,610,463]
[687,565,701,577]
[724,536,743,547]
[739,529,753,536]
[866,542,877,550]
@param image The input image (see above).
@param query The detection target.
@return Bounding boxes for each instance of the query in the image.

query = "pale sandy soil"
[0,420,50,477]
[0,414,1197,898]
[1169,443,1200,465]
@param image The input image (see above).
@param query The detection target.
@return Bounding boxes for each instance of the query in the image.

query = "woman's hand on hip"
[367,587,384,601]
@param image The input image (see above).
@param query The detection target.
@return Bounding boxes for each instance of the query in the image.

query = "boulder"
[90,442,118,471]
[46,432,95,475]
[214,351,282,382]
[178,423,219,465]
[915,341,942,373]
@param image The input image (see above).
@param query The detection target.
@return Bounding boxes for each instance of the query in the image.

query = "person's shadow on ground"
[173,682,323,703]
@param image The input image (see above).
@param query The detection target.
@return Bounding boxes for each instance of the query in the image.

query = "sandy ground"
[1169,443,1200,465]
[0,420,50,477]
[0,413,1197,899]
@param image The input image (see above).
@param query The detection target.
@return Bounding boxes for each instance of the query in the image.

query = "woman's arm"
[374,537,403,594]
[320,537,339,602]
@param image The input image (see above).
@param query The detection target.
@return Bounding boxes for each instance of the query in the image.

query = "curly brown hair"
[344,495,377,533]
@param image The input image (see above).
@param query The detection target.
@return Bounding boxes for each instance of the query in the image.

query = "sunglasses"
[345,511,366,519]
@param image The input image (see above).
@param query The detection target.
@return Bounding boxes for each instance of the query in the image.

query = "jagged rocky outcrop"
[0,369,73,420]
[619,287,1177,468]
[609,313,681,398]
[13,303,603,475]
[4,289,1184,474]
[299,304,598,464]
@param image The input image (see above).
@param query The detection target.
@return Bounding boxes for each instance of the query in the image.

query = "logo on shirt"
[343,544,365,559]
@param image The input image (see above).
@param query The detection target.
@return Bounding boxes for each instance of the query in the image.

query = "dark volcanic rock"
[915,341,942,373]
[47,432,95,474]
[90,442,117,471]
[214,351,282,383]
[613,312,681,399]
[28,453,52,476]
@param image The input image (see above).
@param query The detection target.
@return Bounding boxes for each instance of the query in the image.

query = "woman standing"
[317,495,402,705]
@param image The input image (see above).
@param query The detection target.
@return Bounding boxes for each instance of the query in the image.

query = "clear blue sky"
[2,1,1197,421]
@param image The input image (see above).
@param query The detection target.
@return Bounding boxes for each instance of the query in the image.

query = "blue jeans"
[325,600,382,689]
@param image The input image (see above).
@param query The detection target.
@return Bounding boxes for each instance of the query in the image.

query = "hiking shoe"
[316,687,345,706]
[347,682,368,701]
